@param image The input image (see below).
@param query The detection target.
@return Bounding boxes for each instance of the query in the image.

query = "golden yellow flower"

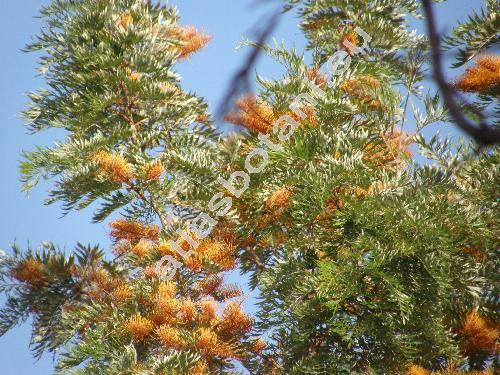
[156,324,186,349]
[109,220,159,242]
[156,280,177,300]
[459,310,498,354]
[225,95,277,134]
[197,240,236,270]
[199,299,218,324]
[167,26,211,59]
[131,238,153,258]
[117,13,133,29]
[11,258,45,285]
[90,151,133,183]
[265,186,293,212]
[154,295,181,321]
[339,75,383,110]
[252,338,267,353]
[111,283,132,304]
[180,298,197,323]
[218,302,253,335]
[196,327,221,356]
[123,315,154,341]
[405,365,430,375]
[142,160,165,181]
[455,54,500,93]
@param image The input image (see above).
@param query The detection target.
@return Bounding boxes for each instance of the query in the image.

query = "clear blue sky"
[0,1,481,373]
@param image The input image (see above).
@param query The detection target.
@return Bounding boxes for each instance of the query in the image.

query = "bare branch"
[216,8,282,119]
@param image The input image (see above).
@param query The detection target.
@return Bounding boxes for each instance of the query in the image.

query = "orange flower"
[340,75,383,110]
[131,239,153,258]
[185,256,203,272]
[288,104,318,127]
[142,160,165,181]
[225,95,277,134]
[197,240,236,270]
[455,54,500,93]
[463,245,487,262]
[252,338,267,353]
[190,360,209,375]
[364,131,412,168]
[404,363,494,375]
[306,68,328,87]
[218,302,253,335]
[339,31,359,55]
[265,186,293,212]
[157,240,187,259]
[123,315,154,341]
[143,265,159,278]
[199,299,218,324]
[125,68,141,82]
[111,283,132,304]
[195,113,210,124]
[405,365,430,375]
[255,212,278,230]
[168,26,211,59]
[180,298,197,323]
[196,275,223,296]
[11,258,45,285]
[219,284,243,301]
[459,310,498,354]
[109,220,159,242]
[91,151,133,183]
[117,13,133,29]
[196,327,234,358]
[156,324,186,349]
[156,281,177,300]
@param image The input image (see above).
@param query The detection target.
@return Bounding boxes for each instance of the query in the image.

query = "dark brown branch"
[422,0,500,146]
[216,8,282,119]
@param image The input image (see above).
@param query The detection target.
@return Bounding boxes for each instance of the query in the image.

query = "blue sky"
[0,1,481,373]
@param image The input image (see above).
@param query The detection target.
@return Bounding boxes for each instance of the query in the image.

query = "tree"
[222,0,498,373]
[1,0,257,373]
[1,0,498,374]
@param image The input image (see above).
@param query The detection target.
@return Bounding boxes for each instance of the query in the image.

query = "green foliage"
[443,0,499,68]
[228,1,499,373]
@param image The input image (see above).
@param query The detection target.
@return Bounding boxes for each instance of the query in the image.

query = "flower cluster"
[90,151,133,184]
[458,310,498,355]
[454,54,500,93]
[11,258,45,285]
[405,364,493,375]
[167,26,212,59]
[109,220,159,242]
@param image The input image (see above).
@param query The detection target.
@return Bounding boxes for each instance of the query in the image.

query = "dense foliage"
[0,0,498,374]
